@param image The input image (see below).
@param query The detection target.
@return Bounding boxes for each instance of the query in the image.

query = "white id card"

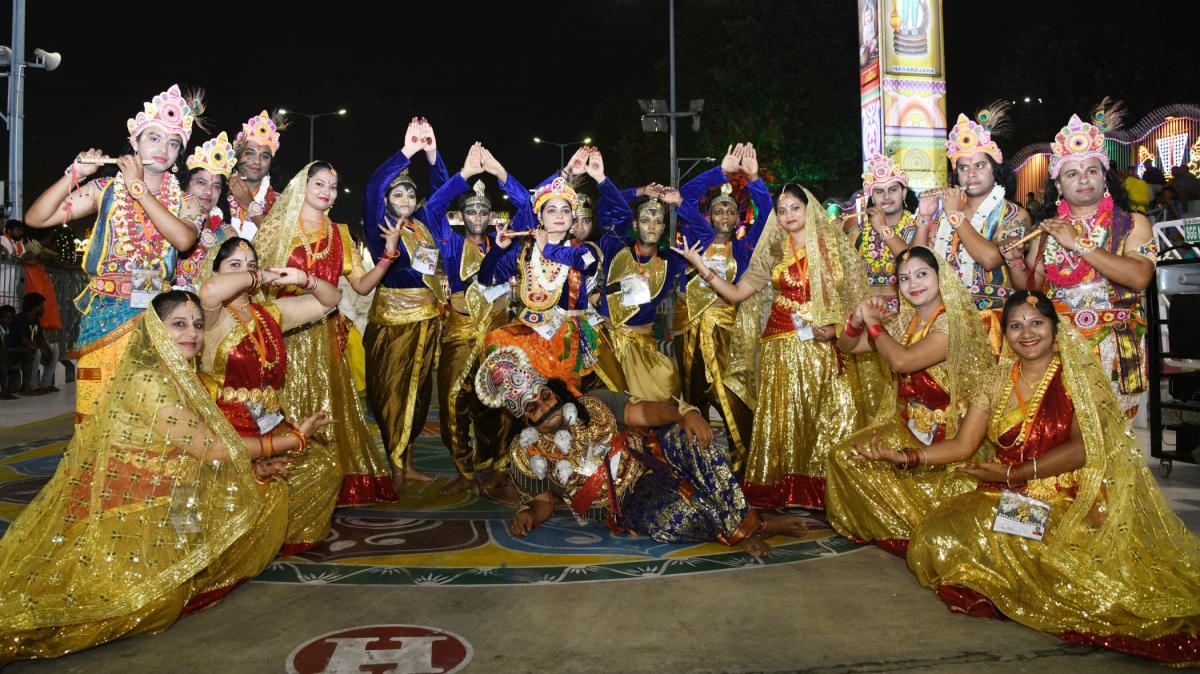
[130,268,163,309]
[992,490,1051,541]
[585,306,604,329]
[791,312,815,341]
[412,246,440,276]
[247,401,285,436]
[480,282,509,303]
[907,415,936,446]
[620,275,652,307]
[700,256,727,288]
[531,309,565,340]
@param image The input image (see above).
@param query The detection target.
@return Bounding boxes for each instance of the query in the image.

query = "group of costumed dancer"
[0,85,1194,667]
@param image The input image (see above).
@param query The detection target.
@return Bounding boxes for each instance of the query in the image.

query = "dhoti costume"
[362,149,449,471]
[422,171,533,479]
[672,165,772,470]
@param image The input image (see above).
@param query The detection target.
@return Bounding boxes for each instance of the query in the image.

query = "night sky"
[6,0,1200,228]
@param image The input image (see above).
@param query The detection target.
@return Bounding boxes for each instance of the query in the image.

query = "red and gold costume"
[826,251,994,555]
[254,165,397,505]
[202,300,340,555]
[728,188,882,509]
[907,326,1200,666]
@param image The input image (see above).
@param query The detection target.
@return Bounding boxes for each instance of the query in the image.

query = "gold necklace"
[299,216,332,267]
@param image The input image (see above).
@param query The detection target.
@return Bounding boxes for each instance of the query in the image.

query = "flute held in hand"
[1001,225,1047,254]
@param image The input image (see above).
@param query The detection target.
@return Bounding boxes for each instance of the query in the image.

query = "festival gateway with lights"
[0,3,1199,669]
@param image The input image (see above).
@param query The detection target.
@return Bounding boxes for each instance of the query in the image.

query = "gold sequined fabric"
[908,324,1200,643]
[674,302,752,472]
[0,311,265,660]
[607,324,681,401]
[366,319,441,466]
[284,318,393,489]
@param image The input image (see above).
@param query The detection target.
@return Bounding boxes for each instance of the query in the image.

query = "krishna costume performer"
[1029,104,1156,414]
[255,164,396,504]
[924,104,1028,350]
[673,168,771,470]
[723,187,879,509]
[594,196,691,401]
[228,111,283,240]
[72,85,205,424]
[423,173,531,484]
[479,177,599,391]
[907,317,1200,666]
[825,249,994,555]
[174,132,237,292]
[477,345,766,546]
[854,154,920,312]
[0,308,286,665]
[361,146,449,477]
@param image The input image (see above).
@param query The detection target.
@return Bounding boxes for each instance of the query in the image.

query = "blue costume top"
[361,149,449,289]
[422,171,533,294]
[676,166,773,285]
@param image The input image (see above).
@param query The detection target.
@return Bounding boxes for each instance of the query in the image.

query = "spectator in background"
[1157,186,1185,220]
[7,293,58,395]
[1171,166,1200,204]
[0,305,18,399]
[1025,191,1042,215]
[0,220,31,260]
[1123,165,1151,213]
[1142,159,1165,198]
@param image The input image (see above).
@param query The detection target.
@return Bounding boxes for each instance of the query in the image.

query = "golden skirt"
[365,317,441,469]
[607,324,681,402]
[674,303,752,473]
[73,323,135,425]
[190,479,288,597]
[0,582,192,666]
[825,417,974,554]
[281,435,341,550]
[742,336,864,509]
[908,489,1200,646]
[284,317,396,506]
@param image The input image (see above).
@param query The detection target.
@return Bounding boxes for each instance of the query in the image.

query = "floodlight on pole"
[283,108,349,162]
[532,136,591,168]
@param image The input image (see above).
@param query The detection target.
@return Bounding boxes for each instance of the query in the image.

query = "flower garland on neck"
[1044,194,1112,288]
[110,172,182,270]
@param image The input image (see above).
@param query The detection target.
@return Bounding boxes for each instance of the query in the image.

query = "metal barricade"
[0,256,88,382]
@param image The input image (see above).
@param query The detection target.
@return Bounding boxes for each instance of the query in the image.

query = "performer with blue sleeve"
[361,117,450,487]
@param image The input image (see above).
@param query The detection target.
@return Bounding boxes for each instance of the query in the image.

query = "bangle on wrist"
[674,396,700,420]
[867,323,887,344]
[843,315,864,338]
[263,433,274,459]
[381,250,401,263]
[128,180,148,198]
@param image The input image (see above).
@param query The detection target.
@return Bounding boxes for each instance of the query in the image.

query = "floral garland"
[859,210,912,284]
[108,173,182,271]
[1044,194,1112,288]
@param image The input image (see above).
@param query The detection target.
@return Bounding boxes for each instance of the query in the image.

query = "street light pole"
[532,137,592,169]
[2,0,60,219]
[278,108,347,163]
